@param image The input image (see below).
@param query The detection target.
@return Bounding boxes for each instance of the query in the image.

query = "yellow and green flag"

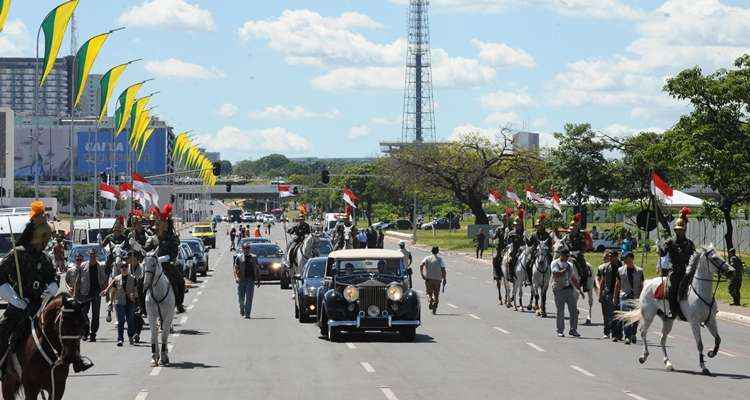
[129,96,151,140]
[0,0,11,33]
[172,132,189,161]
[132,112,152,152]
[40,0,79,87]
[114,82,144,136]
[74,32,111,107]
[137,128,156,160]
[98,62,133,122]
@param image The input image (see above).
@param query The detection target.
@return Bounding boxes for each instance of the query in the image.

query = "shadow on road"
[177,329,211,335]
[648,368,750,380]
[327,331,436,344]
[68,373,119,378]
[167,362,220,370]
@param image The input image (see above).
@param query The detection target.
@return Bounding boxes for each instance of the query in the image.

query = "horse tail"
[614,299,642,327]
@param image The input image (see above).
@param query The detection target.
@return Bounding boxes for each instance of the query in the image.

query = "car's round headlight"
[270,263,281,270]
[387,284,404,301]
[343,285,359,302]
[306,287,318,296]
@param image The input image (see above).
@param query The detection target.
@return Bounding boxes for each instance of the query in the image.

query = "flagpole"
[33,25,42,199]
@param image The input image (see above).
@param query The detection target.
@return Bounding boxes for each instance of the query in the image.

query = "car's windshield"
[67,245,108,264]
[336,259,402,275]
[183,240,203,254]
[0,234,16,256]
[250,244,282,257]
[305,259,326,278]
[194,226,212,233]
[88,228,112,243]
[319,241,333,256]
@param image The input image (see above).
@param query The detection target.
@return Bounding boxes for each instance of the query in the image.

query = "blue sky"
[2,0,750,161]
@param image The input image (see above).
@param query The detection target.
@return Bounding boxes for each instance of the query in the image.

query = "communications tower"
[401,0,436,143]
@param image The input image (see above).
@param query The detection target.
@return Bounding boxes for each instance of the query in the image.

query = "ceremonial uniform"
[660,236,695,319]
[728,251,744,306]
[527,229,551,284]
[505,227,525,282]
[564,225,590,292]
[158,230,184,313]
[287,220,311,266]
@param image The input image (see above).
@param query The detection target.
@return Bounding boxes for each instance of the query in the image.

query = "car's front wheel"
[399,327,416,342]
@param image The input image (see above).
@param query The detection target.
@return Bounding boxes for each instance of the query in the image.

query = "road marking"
[149,367,161,376]
[485,280,492,284]
[494,327,510,334]
[346,342,357,349]
[719,350,736,358]
[526,342,545,352]
[570,365,596,377]
[360,362,375,373]
[198,291,203,296]
[470,276,477,280]
[192,298,199,303]
[168,344,174,352]
[456,272,463,276]
[468,313,481,320]
[134,391,149,400]
[380,388,399,400]
[186,305,194,310]
[447,303,459,309]
[173,333,180,338]
[624,391,649,400]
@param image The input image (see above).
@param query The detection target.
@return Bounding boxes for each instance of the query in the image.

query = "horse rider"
[102,217,128,276]
[126,211,150,322]
[287,216,311,265]
[527,214,551,286]
[563,213,590,293]
[0,201,93,373]
[659,207,695,320]
[505,209,526,283]
[333,221,345,250]
[151,204,186,314]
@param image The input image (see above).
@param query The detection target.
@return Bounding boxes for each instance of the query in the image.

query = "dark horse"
[1,293,86,399]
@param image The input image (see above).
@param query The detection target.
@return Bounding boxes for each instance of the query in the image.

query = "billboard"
[76,129,168,177]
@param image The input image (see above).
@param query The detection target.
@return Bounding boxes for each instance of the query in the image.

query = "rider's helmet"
[569,212,583,229]
[673,207,690,231]
[513,209,525,227]
[399,240,406,248]
[534,213,547,229]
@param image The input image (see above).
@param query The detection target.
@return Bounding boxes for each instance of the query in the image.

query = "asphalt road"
[59,224,750,400]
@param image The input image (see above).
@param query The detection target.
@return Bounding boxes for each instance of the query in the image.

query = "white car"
[262,215,276,224]
[592,234,619,252]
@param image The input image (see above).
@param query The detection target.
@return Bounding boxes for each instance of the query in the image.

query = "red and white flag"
[488,189,503,204]
[99,183,120,202]
[278,184,294,198]
[342,186,359,209]
[133,172,159,205]
[119,183,133,200]
[506,186,521,206]
[650,171,673,201]
[550,187,562,213]
[525,185,547,206]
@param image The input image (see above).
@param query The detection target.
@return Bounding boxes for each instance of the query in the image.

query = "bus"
[72,219,116,244]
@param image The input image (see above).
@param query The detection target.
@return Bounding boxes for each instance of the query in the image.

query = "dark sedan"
[250,243,285,282]
[293,257,326,323]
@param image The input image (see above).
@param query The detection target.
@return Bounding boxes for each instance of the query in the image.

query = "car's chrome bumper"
[328,315,420,329]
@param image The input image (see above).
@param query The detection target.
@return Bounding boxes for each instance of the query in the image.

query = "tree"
[662,55,750,251]
[545,123,615,223]
[219,160,233,176]
[385,131,525,225]
[13,182,36,198]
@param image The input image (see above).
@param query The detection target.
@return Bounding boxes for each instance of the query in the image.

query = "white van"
[73,218,116,244]
[0,214,29,257]
[324,213,342,232]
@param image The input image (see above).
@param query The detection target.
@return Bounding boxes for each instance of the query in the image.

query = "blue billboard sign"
[76,129,167,176]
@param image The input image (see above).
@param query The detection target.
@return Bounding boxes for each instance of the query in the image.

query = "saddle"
[653,282,666,300]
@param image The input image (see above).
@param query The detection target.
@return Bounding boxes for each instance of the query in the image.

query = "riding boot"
[72,356,94,373]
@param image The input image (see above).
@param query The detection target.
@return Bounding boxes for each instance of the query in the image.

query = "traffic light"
[213,161,222,176]
[226,183,232,193]
[293,186,299,195]
[321,169,330,184]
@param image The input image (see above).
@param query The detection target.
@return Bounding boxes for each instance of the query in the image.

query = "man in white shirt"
[551,248,581,337]
[420,246,447,314]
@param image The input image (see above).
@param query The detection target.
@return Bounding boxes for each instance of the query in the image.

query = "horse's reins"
[689,250,729,324]
[144,255,172,324]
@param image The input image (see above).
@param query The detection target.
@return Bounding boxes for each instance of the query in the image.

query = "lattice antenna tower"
[401,0,436,143]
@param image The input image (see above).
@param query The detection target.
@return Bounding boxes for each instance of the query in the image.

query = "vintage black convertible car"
[293,256,327,323]
[316,249,420,342]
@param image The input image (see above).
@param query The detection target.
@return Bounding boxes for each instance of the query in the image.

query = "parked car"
[191,223,216,248]
[318,239,334,257]
[177,243,197,282]
[371,220,392,230]
[249,243,287,285]
[591,232,619,252]
[420,217,460,230]
[242,212,256,223]
[316,249,420,342]
[293,257,327,323]
[182,238,209,276]
[390,219,414,231]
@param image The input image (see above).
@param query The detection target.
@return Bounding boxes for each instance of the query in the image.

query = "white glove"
[130,238,144,253]
[0,283,28,310]
[43,282,60,298]
[158,255,171,263]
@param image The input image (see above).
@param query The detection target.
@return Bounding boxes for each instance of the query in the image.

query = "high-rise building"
[0,56,100,118]
[512,131,540,152]
[0,108,14,197]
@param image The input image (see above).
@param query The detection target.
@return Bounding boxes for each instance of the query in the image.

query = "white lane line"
[197,291,203,296]
[173,333,181,338]
[447,303,459,309]
[494,327,510,334]
[624,391,649,400]
[134,391,149,400]
[470,276,477,280]
[186,305,194,310]
[719,350,736,358]
[149,367,162,376]
[526,342,545,352]
[570,365,596,377]
[192,298,199,303]
[346,342,357,350]
[456,272,464,276]
[360,362,375,373]
[168,344,174,352]
[485,280,492,284]
[468,313,481,320]
[380,388,399,400]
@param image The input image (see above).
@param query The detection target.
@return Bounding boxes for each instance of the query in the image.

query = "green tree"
[662,56,750,250]
[219,160,233,176]
[13,182,36,198]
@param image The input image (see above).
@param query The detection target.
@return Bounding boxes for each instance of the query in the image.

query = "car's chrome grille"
[359,286,386,312]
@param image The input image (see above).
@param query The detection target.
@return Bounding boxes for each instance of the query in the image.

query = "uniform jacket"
[0,247,57,304]
[660,237,695,274]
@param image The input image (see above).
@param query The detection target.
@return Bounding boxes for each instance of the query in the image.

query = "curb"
[717,311,750,325]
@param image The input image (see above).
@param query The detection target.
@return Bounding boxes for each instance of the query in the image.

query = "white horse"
[500,247,514,308]
[512,246,532,311]
[617,246,733,375]
[293,233,320,275]
[531,241,552,317]
[142,251,176,367]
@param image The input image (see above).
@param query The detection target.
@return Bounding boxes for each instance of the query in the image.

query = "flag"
[74,32,110,107]
[650,171,673,201]
[506,186,521,206]
[118,183,133,200]
[0,0,11,33]
[488,189,502,204]
[99,182,119,202]
[172,132,191,163]
[40,0,79,87]
[550,187,561,213]
[525,185,548,206]
[99,61,137,122]
[137,128,156,160]
[114,82,145,136]
[342,186,359,208]
[278,184,294,198]
[129,96,151,145]
[133,172,159,205]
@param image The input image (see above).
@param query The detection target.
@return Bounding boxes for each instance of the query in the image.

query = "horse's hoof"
[638,356,646,364]
[585,319,591,326]
[707,350,716,358]
[151,359,159,367]
[665,361,674,371]
[541,313,547,318]
[702,368,712,376]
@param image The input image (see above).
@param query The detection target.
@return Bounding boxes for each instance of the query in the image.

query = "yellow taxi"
[191,223,216,248]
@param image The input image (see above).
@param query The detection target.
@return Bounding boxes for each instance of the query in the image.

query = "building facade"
[0,108,14,197]
[512,131,540,152]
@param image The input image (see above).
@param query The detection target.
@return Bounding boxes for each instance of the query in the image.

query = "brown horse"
[1,293,87,400]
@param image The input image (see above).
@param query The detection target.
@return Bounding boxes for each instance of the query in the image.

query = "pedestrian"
[254,224,262,238]
[264,221,272,235]
[420,246,447,314]
[377,228,385,249]
[234,242,261,319]
[613,252,644,344]
[53,238,66,273]
[67,249,108,342]
[621,233,634,255]
[356,229,368,249]
[399,241,413,288]
[100,262,137,346]
[596,250,622,340]
[229,226,237,250]
[727,248,744,305]
[475,228,486,259]
[551,248,581,337]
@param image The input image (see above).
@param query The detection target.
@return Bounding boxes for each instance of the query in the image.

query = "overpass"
[154,184,290,215]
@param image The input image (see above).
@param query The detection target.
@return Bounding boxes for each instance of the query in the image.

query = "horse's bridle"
[32,298,81,367]
[690,249,730,323]
[144,255,171,304]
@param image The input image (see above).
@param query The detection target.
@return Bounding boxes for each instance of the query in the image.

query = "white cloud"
[145,58,226,79]
[248,105,341,120]
[450,123,496,141]
[217,103,238,118]
[118,0,216,31]
[369,116,401,125]
[601,123,665,139]
[348,125,372,139]
[311,67,403,91]
[481,89,535,109]
[483,111,522,127]
[0,20,30,56]
[196,126,312,159]
[388,0,644,20]
[531,117,548,130]
[471,39,536,68]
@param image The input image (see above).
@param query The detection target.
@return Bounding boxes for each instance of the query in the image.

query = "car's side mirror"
[293,274,302,281]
